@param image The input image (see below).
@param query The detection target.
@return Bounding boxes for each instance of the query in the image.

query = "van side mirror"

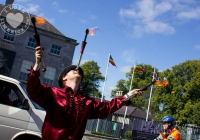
[20,99,29,110]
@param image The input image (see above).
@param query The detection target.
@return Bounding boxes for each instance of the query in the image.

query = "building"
[0,2,79,87]
[112,106,154,124]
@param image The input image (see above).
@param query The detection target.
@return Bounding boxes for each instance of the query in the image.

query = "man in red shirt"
[26,46,143,140]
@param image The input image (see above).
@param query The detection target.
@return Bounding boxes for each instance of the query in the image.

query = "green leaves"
[80,61,104,98]
[111,60,200,126]
[152,60,200,125]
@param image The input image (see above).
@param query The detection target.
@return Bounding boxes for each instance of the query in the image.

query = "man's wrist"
[125,94,130,98]
[33,63,41,71]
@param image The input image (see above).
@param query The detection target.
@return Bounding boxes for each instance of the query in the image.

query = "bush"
[91,131,113,137]
[124,130,132,140]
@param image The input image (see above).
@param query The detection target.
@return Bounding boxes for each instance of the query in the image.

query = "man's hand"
[35,46,44,64]
[33,46,44,71]
[127,89,143,97]
[123,89,143,101]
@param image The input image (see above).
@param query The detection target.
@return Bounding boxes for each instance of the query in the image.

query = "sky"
[1,0,200,101]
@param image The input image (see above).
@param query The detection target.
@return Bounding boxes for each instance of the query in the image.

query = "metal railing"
[85,114,200,140]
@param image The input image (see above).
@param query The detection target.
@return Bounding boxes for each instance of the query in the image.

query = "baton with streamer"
[122,80,156,101]
[31,17,46,72]
[76,29,89,69]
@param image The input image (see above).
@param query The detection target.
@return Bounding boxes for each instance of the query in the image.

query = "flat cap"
[58,65,84,88]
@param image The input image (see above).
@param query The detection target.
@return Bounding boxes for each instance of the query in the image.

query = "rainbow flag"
[109,55,116,67]
[135,64,145,72]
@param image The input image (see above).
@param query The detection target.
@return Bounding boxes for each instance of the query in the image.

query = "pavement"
[82,136,107,140]
[82,133,121,140]
[82,136,117,140]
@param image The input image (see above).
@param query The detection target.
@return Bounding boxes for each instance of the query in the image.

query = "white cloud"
[122,49,136,63]
[58,9,67,13]
[154,1,172,15]
[120,65,131,73]
[194,45,200,50]
[119,0,172,21]
[119,0,200,37]
[145,21,175,34]
[52,1,59,8]
[119,0,174,37]
[79,19,87,23]
[177,7,200,20]
[26,3,39,13]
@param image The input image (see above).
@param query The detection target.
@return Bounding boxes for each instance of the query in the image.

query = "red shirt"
[26,68,130,140]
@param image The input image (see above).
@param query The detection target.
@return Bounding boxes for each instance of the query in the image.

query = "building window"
[43,66,56,86]
[27,37,36,48]
[50,45,61,55]
[19,60,33,82]
[3,33,15,42]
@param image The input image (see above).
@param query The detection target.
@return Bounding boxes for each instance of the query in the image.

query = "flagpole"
[145,66,156,121]
[96,52,110,132]
[119,60,136,140]
[100,52,110,102]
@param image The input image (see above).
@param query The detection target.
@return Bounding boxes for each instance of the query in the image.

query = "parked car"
[0,74,45,140]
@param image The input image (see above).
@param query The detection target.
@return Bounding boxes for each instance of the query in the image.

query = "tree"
[151,60,200,125]
[111,79,129,98]
[111,64,157,111]
[79,61,105,98]
[111,60,200,126]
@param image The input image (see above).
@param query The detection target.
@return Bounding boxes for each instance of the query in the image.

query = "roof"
[0,74,21,84]
[0,4,78,44]
[93,97,153,120]
[114,106,154,120]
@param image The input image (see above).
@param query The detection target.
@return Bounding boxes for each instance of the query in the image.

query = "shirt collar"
[61,86,83,95]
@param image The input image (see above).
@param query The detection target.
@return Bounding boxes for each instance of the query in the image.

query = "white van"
[0,74,45,140]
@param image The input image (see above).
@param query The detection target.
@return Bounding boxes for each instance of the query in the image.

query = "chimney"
[116,91,123,96]
[5,0,14,6]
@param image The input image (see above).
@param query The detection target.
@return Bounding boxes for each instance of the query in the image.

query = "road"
[82,136,114,140]
[82,134,120,140]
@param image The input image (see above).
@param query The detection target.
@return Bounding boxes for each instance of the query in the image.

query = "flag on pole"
[109,55,117,67]
[153,72,160,80]
[135,64,145,72]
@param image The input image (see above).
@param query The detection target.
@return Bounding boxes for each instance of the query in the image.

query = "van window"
[0,80,28,109]
[20,83,44,110]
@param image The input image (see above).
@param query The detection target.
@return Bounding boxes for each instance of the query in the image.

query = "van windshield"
[20,83,44,111]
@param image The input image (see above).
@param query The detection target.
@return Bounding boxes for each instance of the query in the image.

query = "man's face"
[63,69,82,85]
[162,122,169,130]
